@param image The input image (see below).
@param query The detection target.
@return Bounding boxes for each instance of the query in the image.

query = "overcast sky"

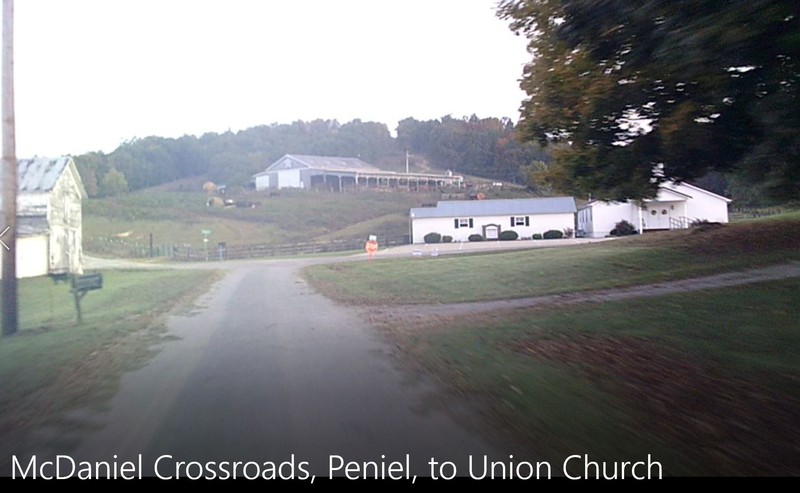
[11,0,530,158]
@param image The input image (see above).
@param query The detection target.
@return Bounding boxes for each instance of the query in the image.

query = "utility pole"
[405,150,409,174]
[1,0,17,336]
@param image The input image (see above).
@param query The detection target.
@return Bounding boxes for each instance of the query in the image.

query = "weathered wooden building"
[0,156,87,278]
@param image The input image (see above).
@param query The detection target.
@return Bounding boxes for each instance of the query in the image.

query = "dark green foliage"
[442,235,453,243]
[397,116,550,183]
[610,220,638,237]
[499,230,519,241]
[543,230,564,240]
[690,219,724,233]
[99,168,129,197]
[424,232,442,244]
[468,234,485,242]
[498,0,800,201]
[532,233,543,240]
[74,116,548,197]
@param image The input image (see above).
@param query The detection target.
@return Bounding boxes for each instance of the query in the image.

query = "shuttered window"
[455,218,473,229]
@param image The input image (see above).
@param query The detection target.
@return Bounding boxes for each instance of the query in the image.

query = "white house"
[0,157,87,279]
[252,154,463,191]
[577,181,731,238]
[410,197,577,244]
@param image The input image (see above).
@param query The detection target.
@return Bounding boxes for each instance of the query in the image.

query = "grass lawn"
[303,213,800,476]
[0,269,220,455]
[379,280,799,476]
[303,215,800,304]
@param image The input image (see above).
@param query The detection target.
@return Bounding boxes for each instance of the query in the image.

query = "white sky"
[10,0,530,158]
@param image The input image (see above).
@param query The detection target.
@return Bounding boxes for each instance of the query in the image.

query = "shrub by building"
[499,230,519,241]
[610,220,638,236]
[424,232,442,243]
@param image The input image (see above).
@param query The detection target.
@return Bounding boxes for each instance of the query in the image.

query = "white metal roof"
[264,154,382,173]
[17,157,73,193]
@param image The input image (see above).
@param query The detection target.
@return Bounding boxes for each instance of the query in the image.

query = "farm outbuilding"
[253,154,463,192]
[409,197,577,244]
[0,156,87,279]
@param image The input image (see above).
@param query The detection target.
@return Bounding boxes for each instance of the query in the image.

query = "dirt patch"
[516,334,800,475]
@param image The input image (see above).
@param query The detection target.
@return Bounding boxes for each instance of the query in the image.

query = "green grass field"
[304,214,800,476]
[303,215,800,304]
[386,280,799,476]
[0,269,220,454]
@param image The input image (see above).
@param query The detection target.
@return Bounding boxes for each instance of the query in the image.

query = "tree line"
[73,117,548,197]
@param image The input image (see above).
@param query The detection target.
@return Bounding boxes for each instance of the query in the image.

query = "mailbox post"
[71,273,103,324]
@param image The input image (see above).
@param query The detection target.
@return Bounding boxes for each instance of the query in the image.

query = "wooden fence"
[87,236,410,261]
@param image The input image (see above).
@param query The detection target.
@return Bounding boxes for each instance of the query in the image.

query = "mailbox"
[70,273,103,324]
[73,273,103,291]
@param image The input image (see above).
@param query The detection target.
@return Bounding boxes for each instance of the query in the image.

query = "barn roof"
[17,157,75,193]
[263,154,382,173]
[411,197,577,219]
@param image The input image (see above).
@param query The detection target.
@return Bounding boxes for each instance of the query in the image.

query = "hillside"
[73,117,550,197]
[83,186,537,258]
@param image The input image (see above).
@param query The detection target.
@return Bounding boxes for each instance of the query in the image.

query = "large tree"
[498,0,800,201]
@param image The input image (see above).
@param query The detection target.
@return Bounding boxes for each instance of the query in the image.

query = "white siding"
[411,213,575,244]
[581,202,638,238]
[18,192,48,216]
[580,183,730,236]
[275,169,302,189]
[48,166,84,275]
[0,235,49,279]
[671,183,730,223]
[254,174,270,191]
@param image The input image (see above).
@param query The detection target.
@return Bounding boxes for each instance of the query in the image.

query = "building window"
[511,216,529,227]
[454,218,473,229]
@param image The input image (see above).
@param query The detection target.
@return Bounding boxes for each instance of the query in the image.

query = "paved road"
[46,261,499,478]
